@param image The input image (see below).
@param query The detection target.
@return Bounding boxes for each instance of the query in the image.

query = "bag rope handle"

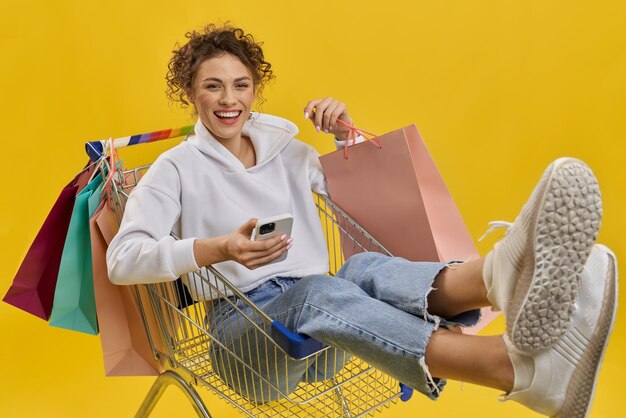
[336,119,382,159]
[103,138,118,200]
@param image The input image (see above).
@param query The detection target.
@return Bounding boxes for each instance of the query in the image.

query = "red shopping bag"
[3,164,94,320]
[319,124,497,334]
[90,198,161,376]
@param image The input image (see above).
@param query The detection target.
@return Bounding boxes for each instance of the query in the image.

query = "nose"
[219,86,237,106]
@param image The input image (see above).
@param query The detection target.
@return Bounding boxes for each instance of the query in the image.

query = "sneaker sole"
[553,244,618,418]
[509,158,602,352]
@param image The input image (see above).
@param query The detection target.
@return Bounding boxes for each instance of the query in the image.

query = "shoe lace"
[478,220,513,242]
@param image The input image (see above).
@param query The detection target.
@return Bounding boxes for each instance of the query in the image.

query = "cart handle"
[270,320,325,360]
[85,125,195,162]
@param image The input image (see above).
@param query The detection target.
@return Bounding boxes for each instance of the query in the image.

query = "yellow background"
[1,1,624,417]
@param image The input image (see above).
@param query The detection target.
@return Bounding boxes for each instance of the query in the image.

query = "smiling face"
[188,53,255,143]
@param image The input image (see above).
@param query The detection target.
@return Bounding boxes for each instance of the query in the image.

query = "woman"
[106,23,617,417]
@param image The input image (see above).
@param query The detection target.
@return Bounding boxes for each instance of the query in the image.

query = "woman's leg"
[425,329,513,392]
[208,252,478,404]
[427,258,490,317]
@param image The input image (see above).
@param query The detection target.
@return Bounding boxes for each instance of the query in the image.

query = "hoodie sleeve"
[106,159,199,285]
[307,145,329,196]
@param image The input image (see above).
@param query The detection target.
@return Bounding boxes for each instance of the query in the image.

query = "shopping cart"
[87,128,414,418]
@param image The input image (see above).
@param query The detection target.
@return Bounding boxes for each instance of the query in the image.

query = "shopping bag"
[92,167,177,370]
[90,199,160,376]
[49,173,104,335]
[3,164,95,320]
[319,124,498,333]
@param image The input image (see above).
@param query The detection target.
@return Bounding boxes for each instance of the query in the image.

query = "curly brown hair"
[166,23,275,108]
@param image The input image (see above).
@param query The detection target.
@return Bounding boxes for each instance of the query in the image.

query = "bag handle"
[336,119,382,159]
[85,125,194,162]
[100,138,122,205]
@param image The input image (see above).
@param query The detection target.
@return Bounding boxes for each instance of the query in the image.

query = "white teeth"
[215,111,241,118]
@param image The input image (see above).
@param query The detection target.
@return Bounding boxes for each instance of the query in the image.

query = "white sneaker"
[482,158,602,352]
[502,244,618,417]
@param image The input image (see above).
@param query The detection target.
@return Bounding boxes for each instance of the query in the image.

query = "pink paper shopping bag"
[90,186,161,376]
[319,124,497,334]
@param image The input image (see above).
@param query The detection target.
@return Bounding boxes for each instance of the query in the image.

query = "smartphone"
[250,213,294,263]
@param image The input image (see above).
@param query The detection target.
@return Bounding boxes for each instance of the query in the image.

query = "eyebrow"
[201,76,252,83]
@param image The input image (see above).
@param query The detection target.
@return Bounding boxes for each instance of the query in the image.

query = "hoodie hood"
[187,112,299,172]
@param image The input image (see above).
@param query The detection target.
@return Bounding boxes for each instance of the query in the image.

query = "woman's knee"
[337,252,391,278]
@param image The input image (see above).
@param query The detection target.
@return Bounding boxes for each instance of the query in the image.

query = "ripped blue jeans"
[208,252,481,402]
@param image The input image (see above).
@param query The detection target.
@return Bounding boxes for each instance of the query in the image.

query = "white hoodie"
[106,113,334,300]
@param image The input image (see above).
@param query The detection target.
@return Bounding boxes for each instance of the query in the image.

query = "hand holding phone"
[250,213,294,263]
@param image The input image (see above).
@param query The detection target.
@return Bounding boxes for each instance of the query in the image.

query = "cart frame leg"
[135,370,212,418]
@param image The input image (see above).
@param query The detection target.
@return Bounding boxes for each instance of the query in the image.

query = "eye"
[206,83,221,90]
[236,83,250,89]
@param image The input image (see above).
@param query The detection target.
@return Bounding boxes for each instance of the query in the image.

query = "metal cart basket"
[90,130,413,418]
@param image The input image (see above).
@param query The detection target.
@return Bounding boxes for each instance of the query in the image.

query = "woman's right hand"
[303,97,353,141]
[194,219,292,269]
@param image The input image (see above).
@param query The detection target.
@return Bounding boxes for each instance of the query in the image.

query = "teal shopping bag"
[49,174,104,335]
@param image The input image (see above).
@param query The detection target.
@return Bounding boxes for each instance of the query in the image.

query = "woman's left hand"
[304,97,353,141]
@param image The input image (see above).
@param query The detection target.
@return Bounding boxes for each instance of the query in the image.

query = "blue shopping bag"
[49,173,104,335]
